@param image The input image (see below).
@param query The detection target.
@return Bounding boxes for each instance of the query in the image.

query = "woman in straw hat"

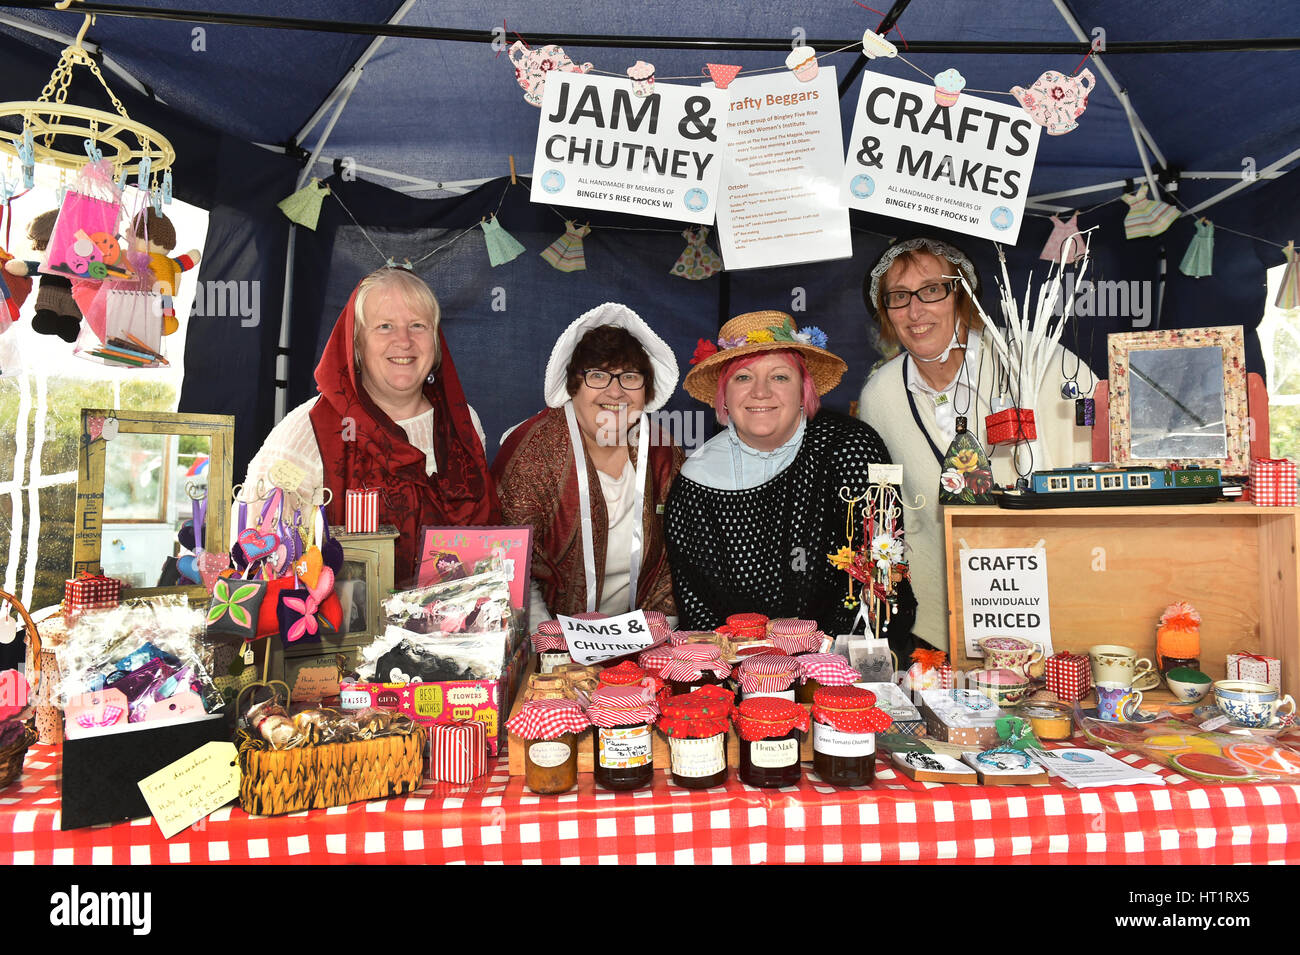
[858,236,1091,652]
[493,303,684,626]
[665,310,916,642]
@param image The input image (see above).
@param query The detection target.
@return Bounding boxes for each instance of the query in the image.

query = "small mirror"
[1108,327,1249,474]
[74,409,234,602]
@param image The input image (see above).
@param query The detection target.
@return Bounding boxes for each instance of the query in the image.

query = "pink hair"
[713,349,820,425]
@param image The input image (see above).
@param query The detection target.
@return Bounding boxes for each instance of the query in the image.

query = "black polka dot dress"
[665,410,916,638]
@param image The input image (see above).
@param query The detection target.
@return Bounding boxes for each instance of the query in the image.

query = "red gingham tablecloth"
[4,743,1300,864]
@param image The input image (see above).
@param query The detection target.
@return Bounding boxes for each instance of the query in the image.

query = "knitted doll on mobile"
[3,209,84,342]
[126,208,200,336]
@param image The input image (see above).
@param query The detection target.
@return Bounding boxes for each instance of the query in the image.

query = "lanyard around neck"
[563,401,650,613]
[903,354,948,467]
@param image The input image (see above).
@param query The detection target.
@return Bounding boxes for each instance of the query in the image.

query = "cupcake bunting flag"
[626,60,655,97]
[933,68,965,108]
[786,46,819,82]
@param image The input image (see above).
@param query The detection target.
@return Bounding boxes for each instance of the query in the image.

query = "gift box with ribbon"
[1249,458,1297,507]
[1226,652,1282,692]
[345,488,380,533]
[1045,651,1092,701]
[428,719,488,783]
[63,572,121,620]
[984,408,1037,446]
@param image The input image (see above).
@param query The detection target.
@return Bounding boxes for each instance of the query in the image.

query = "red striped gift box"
[345,488,379,532]
[427,719,487,783]
[1249,458,1297,507]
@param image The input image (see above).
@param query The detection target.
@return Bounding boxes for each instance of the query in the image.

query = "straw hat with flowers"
[682,310,847,403]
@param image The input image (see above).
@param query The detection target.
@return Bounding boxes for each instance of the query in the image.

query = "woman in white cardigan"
[857,237,1093,652]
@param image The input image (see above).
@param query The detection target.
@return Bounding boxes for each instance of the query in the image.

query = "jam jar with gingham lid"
[794,652,862,704]
[506,699,591,795]
[587,685,659,791]
[735,654,800,702]
[658,687,734,789]
[733,696,810,788]
[811,685,892,786]
[532,621,572,674]
[661,643,732,696]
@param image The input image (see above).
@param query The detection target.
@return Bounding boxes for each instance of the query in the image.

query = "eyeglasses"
[581,369,645,390]
[882,280,957,309]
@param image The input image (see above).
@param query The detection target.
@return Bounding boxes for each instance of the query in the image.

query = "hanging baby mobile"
[0,0,182,368]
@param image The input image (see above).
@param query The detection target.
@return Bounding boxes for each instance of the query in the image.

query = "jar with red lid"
[735,654,800,702]
[770,628,826,659]
[506,700,591,795]
[661,644,732,697]
[725,612,769,641]
[733,696,809,788]
[811,686,892,786]
[794,652,861,704]
[587,685,659,791]
[658,686,734,789]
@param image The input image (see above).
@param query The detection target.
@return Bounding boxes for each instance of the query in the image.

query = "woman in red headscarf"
[242,267,499,584]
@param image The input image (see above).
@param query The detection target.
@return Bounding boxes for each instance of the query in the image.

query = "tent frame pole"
[1050,0,1166,194]
[1182,147,1300,217]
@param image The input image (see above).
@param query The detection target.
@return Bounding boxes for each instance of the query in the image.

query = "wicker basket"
[238,726,427,816]
[0,589,41,789]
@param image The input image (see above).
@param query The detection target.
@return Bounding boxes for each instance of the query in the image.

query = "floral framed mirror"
[1107,326,1249,474]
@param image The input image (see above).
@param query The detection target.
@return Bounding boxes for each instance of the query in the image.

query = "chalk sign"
[558,609,655,666]
[531,72,727,224]
[841,73,1041,243]
[958,547,1053,659]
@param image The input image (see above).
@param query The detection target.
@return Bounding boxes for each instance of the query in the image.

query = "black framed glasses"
[882,279,957,309]
[581,369,646,390]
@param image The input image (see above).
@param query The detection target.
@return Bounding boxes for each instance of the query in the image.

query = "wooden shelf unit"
[943,503,1300,701]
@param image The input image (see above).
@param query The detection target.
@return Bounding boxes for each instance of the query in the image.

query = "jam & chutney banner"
[531,72,727,224]
[841,73,1041,243]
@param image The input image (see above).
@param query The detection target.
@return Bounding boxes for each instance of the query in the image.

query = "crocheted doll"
[3,209,84,342]
[125,209,200,335]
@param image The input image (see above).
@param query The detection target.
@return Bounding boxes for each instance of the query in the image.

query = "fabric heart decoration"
[177,518,196,551]
[310,565,334,603]
[268,543,290,577]
[322,535,344,574]
[176,554,201,585]
[197,551,231,592]
[294,546,323,591]
[86,415,105,440]
[238,527,279,563]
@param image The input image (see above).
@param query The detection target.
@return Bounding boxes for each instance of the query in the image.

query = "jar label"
[599,725,652,769]
[669,734,725,777]
[751,737,799,768]
[741,689,796,702]
[539,652,572,675]
[529,740,572,768]
[812,721,876,757]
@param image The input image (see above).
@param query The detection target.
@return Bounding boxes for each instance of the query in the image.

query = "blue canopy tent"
[1,0,1297,476]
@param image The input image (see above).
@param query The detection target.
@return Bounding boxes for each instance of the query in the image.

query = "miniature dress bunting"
[1276,241,1300,311]
[1121,184,1178,239]
[670,226,723,280]
[1178,219,1214,278]
[1039,212,1085,264]
[540,220,591,272]
[480,215,526,267]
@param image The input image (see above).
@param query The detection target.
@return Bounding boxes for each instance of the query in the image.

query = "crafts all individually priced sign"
[714,68,852,270]
[958,547,1053,659]
[531,73,727,224]
[841,73,1041,242]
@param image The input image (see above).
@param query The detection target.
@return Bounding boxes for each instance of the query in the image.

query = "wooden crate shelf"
[944,503,1300,701]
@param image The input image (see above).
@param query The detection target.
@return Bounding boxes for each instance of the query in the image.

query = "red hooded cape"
[310,281,500,585]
